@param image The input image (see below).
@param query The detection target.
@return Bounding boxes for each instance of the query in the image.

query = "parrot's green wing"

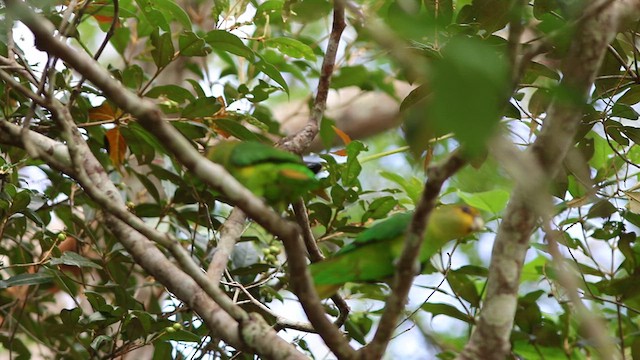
[310,205,484,298]
[335,213,412,255]
[207,141,320,204]
[228,141,301,166]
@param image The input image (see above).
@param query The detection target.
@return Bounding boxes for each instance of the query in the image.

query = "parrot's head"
[457,205,484,234]
[428,204,484,240]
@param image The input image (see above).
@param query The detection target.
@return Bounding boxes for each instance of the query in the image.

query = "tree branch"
[277,0,346,154]
[458,1,640,358]
[207,207,246,285]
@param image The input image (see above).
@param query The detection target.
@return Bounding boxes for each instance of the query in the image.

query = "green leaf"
[153,0,192,29]
[9,190,31,214]
[178,31,211,57]
[265,37,316,61]
[344,313,372,345]
[50,252,103,269]
[586,199,617,218]
[617,86,640,105]
[330,65,370,90]
[421,303,472,323]
[428,36,509,152]
[611,103,639,120]
[181,97,222,119]
[624,126,640,145]
[212,119,270,142]
[135,1,170,31]
[90,335,112,351]
[173,121,208,139]
[158,328,201,342]
[457,189,510,214]
[204,30,254,59]
[362,196,398,221]
[447,271,481,308]
[254,58,290,94]
[0,271,54,288]
[400,84,431,112]
[145,85,195,104]
[342,141,366,187]
[110,27,131,55]
[379,171,423,204]
[256,0,284,16]
[150,30,175,68]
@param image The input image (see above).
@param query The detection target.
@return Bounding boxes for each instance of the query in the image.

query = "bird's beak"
[472,216,485,231]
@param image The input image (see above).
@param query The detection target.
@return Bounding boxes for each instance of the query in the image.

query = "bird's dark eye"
[461,206,473,215]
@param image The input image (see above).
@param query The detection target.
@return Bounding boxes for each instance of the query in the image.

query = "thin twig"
[277,0,346,154]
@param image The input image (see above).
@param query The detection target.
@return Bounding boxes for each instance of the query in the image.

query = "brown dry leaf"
[105,127,127,166]
[332,125,351,145]
[423,146,434,171]
[89,102,121,122]
[330,126,351,156]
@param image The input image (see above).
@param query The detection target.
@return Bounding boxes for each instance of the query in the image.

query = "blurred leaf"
[457,189,510,213]
[611,103,639,120]
[422,303,472,323]
[447,271,481,308]
[178,31,211,56]
[50,252,102,269]
[617,86,640,105]
[427,36,509,153]
[182,97,223,119]
[265,37,315,60]
[150,30,175,68]
[204,30,254,59]
[105,127,127,166]
[0,271,54,288]
[254,58,290,94]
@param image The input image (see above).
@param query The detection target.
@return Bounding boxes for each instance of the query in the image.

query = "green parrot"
[206,140,321,204]
[310,205,484,298]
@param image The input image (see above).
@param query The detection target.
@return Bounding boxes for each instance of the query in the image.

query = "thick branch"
[458,1,640,359]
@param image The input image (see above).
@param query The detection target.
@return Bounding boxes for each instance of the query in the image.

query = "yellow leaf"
[626,191,640,214]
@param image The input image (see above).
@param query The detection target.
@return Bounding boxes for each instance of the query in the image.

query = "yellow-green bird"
[310,205,484,298]
[207,140,321,204]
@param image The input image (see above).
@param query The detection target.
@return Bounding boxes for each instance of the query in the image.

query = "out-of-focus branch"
[542,221,617,356]
[360,150,468,359]
[458,1,640,359]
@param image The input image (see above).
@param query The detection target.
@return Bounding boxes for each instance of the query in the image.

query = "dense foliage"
[1,0,640,359]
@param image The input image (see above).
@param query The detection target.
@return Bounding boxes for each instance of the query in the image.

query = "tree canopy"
[2,0,640,359]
